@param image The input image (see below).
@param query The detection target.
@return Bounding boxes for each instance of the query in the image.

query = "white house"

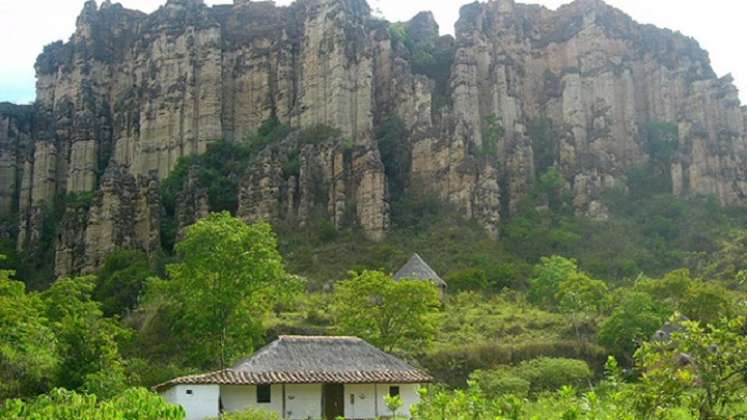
[155,336,432,419]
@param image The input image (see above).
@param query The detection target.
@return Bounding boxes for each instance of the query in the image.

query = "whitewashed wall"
[221,384,283,414]
[220,384,322,419]
[162,382,422,419]
[161,385,220,420]
[286,384,323,419]
[345,383,421,419]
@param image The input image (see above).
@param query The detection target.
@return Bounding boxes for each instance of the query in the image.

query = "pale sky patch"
[0,0,744,104]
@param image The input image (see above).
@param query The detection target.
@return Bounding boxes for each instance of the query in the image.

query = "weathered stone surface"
[441,0,747,217]
[4,0,747,275]
[238,132,389,240]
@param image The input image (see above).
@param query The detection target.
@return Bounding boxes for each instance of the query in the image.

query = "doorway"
[323,383,344,419]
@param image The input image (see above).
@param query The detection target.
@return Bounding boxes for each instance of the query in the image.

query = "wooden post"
[374,384,379,418]
[282,384,286,419]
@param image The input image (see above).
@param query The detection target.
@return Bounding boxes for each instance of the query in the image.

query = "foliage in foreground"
[412,317,747,420]
[0,266,130,401]
[0,387,184,420]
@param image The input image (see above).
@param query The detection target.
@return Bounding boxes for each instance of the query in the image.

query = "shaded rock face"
[4,0,747,276]
[237,133,389,240]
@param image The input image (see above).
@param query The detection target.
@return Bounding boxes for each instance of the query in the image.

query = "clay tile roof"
[154,336,432,391]
[394,253,446,287]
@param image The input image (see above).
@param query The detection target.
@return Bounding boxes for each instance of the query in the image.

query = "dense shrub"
[421,340,607,388]
[470,369,531,398]
[445,268,490,292]
[514,357,592,393]
[0,387,184,419]
[94,249,154,317]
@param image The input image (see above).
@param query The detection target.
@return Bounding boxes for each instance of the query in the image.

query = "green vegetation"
[0,387,184,419]
[388,21,455,112]
[331,270,441,352]
[0,270,131,401]
[471,357,593,398]
[94,249,154,317]
[375,116,410,200]
[145,213,302,370]
[477,115,505,159]
[210,408,281,420]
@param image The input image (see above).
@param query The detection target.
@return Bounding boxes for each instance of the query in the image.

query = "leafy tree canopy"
[331,270,441,353]
[146,212,302,369]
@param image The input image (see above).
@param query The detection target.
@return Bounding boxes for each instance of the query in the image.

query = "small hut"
[394,253,447,298]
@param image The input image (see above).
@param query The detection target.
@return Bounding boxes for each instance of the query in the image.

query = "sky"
[0,0,745,104]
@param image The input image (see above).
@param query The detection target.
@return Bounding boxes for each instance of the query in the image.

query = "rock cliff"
[1,0,745,276]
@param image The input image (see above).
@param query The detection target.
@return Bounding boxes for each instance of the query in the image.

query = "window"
[389,386,400,397]
[185,389,193,395]
[257,384,271,403]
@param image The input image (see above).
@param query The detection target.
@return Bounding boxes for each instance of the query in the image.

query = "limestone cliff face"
[447,0,747,215]
[4,0,747,276]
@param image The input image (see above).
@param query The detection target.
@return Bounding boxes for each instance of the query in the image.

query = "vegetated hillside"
[2,0,747,417]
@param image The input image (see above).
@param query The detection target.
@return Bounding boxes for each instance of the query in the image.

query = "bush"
[514,357,592,393]
[445,268,489,292]
[421,340,606,388]
[0,387,184,419]
[470,358,591,398]
[245,115,291,154]
[94,249,154,317]
[470,369,531,398]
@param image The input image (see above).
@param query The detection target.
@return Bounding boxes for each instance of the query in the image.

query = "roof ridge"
[278,335,362,340]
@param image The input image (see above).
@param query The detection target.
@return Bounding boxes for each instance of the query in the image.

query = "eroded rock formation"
[1,0,745,276]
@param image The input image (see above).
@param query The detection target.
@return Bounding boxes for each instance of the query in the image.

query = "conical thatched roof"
[154,336,431,391]
[394,253,446,288]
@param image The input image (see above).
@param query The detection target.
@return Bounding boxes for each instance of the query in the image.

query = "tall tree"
[147,213,301,369]
[528,256,579,308]
[331,270,441,352]
[556,271,609,342]
[41,275,130,398]
[0,257,58,399]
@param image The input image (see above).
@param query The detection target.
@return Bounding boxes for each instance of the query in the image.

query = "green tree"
[0,259,58,399]
[528,256,578,308]
[633,316,747,419]
[556,272,609,342]
[598,292,668,365]
[147,213,301,369]
[702,230,747,285]
[331,270,441,352]
[635,270,734,325]
[94,249,155,317]
[41,276,130,398]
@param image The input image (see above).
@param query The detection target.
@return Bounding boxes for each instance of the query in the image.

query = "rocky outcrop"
[446,0,747,214]
[4,0,747,276]
[238,132,389,240]
[54,164,161,277]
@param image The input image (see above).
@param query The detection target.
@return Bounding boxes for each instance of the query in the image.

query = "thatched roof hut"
[395,253,447,291]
